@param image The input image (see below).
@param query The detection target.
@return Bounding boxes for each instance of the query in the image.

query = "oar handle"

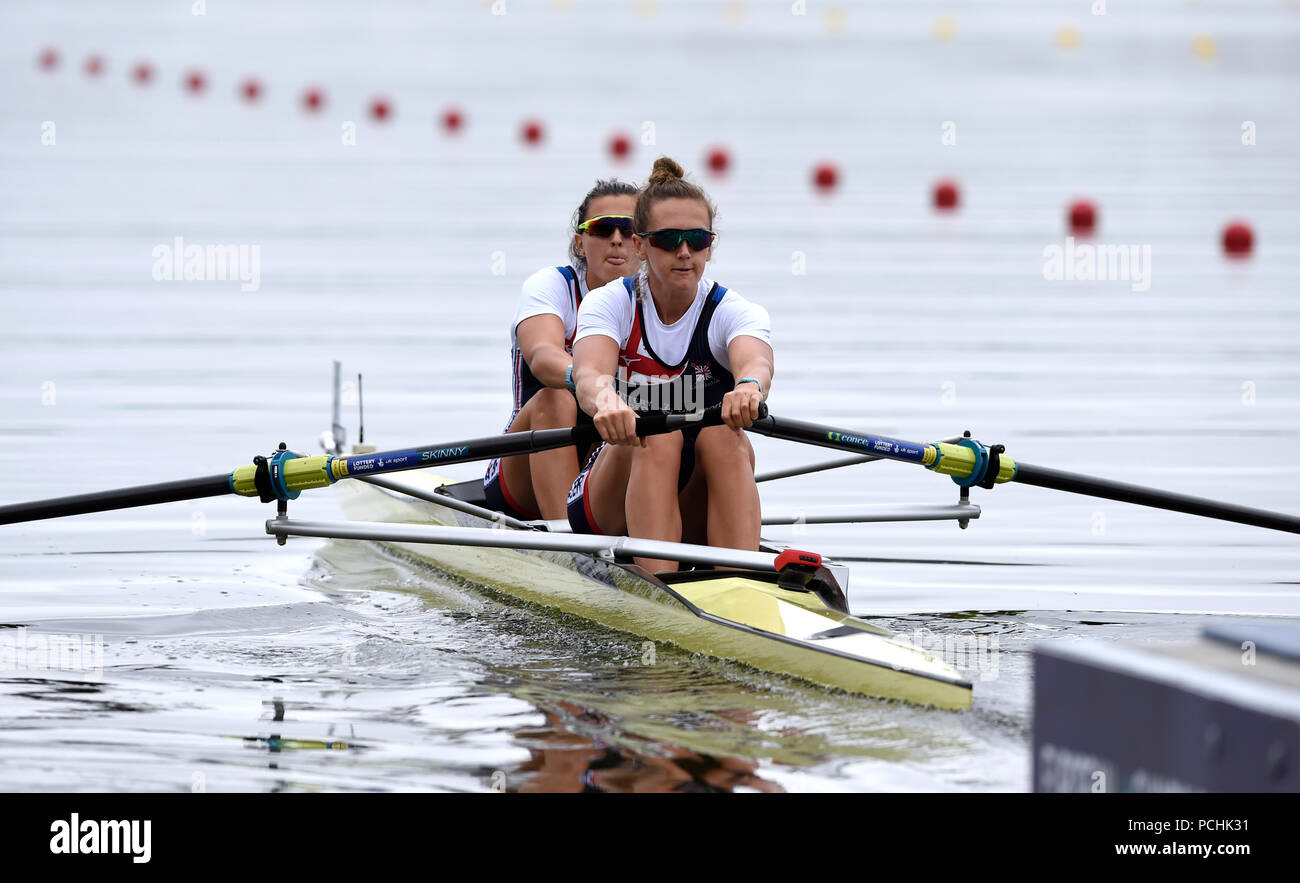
[630,402,767,438]
[519,402,762,456]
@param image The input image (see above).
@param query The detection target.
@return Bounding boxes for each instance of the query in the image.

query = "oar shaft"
[1013,462,1300,535]
[333,426,599,478]
[0,408,735,526]
[755,436,965,483]
[748,412,1300,536]
[0,474,232,525]
[302,409,721,488]
[747,414,935,466]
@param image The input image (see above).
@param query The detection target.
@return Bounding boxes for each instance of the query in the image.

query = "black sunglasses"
[637,228,716,252]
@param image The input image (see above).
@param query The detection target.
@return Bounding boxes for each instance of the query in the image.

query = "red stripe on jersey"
[620,305,684,378]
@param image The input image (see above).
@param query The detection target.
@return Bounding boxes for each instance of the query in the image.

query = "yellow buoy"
[723,1,746,25]
[633,0,658,18]
[1055,24,1080,50]
[1192,35,1217,60]
[823,6,846,34]
[932,14,957,41]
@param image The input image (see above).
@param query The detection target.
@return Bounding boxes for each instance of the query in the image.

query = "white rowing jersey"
[511,264,589,352]
[574,271,771,379]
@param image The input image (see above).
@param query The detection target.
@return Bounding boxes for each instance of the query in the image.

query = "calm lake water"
[2,0,1298,791]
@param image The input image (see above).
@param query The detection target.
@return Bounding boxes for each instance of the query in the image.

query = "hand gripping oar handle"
[0,404,760,524]
[622,402,766,439]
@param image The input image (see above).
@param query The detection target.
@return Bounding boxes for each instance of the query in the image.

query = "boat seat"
[437,478,490,508]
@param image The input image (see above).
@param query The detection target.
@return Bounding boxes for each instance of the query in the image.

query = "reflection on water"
[242,698,362,752]
[303,538,1013,791]
[0,526,1253,792]
[508,704,783,793]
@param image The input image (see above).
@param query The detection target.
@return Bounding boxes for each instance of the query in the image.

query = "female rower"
[568,157,772,572]
[483,180,640,520]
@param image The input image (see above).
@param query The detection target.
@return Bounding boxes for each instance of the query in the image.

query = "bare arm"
[572,334,641,446]
[515,314,572,389]
[722,335,774,429]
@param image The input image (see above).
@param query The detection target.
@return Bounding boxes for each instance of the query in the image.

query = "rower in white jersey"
[483,180,641,520]
[569,157,773,573]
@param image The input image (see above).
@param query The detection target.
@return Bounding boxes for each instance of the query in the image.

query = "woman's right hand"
[592,388,644,447]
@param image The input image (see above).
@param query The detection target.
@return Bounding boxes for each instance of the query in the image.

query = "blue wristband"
[565,364,576,392]
[737,377,763,396]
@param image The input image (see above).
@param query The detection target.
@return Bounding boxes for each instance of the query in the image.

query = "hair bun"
[648,156,685,185]
[634,155,715,233]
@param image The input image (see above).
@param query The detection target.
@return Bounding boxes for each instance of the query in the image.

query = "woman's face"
[575,194,638,287]
[633,197,712,301]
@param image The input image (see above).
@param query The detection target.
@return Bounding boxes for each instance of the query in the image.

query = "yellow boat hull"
[333,471,972,709]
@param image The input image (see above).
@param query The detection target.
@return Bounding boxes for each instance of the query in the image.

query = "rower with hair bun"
[569,156,773,573]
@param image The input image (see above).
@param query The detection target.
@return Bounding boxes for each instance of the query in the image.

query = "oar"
[754,437,963,483]
[0,408,739,526]
[747,413,1300,535]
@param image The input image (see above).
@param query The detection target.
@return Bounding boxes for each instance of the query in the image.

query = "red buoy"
[441,107,464,133]
[1222,221,1254,258]
[933,179,960,211]
[185,70,207,95]
[38,47,59,71]
[84,55,104,77]
[1068,199,1097,236]
[812,162,838,193]
[609,132,631,160]
[706,146,731,175]
[133,62,154,85]
[370,97,392,122]
[240,78,262,103]
[302,87,324,112]
[521,119,545,146]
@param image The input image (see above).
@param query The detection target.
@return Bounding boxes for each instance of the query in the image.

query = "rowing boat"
[4,364,1296,713]
[325,465,975,709]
